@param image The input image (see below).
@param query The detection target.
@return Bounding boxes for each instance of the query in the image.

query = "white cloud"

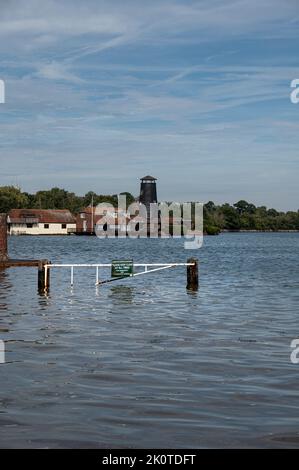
[0,0,297,56]
[1,0,299,209]
[35,61,83,83]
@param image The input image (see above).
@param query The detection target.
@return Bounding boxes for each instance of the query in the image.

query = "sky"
[0,0,299,210]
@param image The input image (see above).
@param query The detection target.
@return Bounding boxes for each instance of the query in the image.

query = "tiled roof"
[8,209,76,224]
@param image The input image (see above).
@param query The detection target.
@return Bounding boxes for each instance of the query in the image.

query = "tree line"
[0,186,298,232]
[0,186,135,214]
[203,200,299,233]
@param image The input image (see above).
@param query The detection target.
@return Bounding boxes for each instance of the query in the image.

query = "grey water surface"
[0,233,299,448]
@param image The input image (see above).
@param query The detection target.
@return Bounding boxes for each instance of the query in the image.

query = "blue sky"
[0,0,299,210]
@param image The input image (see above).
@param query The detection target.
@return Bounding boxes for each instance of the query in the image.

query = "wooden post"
[38,260,50,293]
[186,258,198,291]
[0,214,8,262]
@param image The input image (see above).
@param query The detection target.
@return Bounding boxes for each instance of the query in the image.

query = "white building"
[8,209,76,235]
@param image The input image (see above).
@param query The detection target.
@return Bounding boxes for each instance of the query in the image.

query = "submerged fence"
[38,259,199,292]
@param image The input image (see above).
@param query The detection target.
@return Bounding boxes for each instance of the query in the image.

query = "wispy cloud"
[0,0,299,209]
[35,61,84,83]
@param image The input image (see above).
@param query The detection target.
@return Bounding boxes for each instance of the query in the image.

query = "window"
[61,224,66,229]
[26,223,33,228]
[44,224,49,229]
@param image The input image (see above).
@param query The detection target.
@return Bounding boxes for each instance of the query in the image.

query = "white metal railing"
[44,262,195,287]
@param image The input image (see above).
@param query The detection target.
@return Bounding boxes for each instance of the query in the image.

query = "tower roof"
[140,175,157,181]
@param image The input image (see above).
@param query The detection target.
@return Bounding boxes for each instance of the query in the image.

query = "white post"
[44,265,48,290]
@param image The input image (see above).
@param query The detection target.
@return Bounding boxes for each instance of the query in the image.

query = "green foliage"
[203,200,299,232]
[233,200,256,215]
[219,203,240,230]
[0,186,29,212]
[34,188,82,212]
[205,225,221,235]
[0,186,135,214]
[119,192,136,207]
[83,191,118,208]
[1,187,298,232]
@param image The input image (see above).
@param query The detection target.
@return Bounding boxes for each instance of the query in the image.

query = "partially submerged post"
[0,213,51,291]
[38,260,50,293]
[0,213,8,263]
[186,258,199,291]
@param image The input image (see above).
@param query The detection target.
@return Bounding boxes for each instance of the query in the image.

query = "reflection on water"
[0,269,11,312]
[109,286,135,304]
[0,233,299,448]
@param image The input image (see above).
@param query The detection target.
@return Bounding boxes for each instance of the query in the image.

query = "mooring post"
[186,258,199,291]
[38,259,50,293]
[0,213,8,263]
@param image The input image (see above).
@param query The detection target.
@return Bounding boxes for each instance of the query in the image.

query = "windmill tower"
[139,175,157,208]
[139,175,158,236]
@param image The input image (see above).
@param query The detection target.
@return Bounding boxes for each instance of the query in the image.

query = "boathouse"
[7,209,76,235]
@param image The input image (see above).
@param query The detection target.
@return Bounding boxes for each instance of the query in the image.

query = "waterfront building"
[8,209,76,235]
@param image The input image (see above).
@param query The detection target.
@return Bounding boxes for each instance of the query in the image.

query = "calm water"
[0,233,299,448]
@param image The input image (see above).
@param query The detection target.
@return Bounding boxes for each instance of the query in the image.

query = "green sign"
[111,259,134,278]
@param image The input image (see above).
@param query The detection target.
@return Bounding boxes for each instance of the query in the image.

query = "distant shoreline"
[220,229,299,233]
[7,230,299,237]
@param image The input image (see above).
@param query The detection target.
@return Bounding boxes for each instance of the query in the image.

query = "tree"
[0,186,29,213]
[35,187,69,209]
[234,200,256,215]
[83,191,118,208]
[221,203,240,230]
[204,201,216,212]
[119,192,135,207]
